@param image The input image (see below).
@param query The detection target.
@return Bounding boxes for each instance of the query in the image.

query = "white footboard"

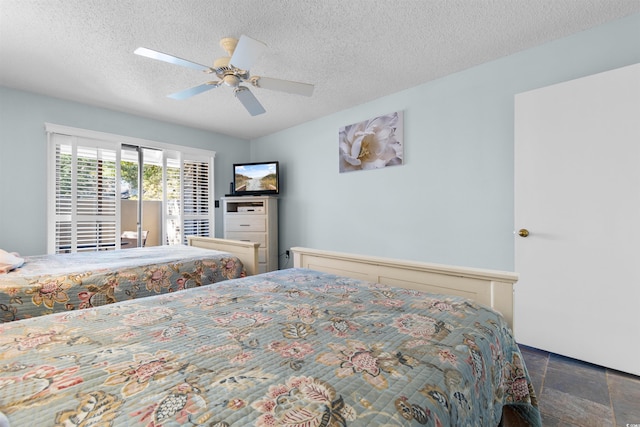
[187,236,260,276]
[292,247,518,331]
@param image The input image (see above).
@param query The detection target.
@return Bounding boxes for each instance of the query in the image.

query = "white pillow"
[0,248,24,273]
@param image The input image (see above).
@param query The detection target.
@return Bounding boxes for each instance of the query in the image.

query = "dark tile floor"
[518,344,640,427]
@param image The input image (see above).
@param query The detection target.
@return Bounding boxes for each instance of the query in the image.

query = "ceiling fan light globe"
[223,75,240,87]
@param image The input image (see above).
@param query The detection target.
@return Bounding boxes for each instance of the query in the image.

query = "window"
[46,124,215,254]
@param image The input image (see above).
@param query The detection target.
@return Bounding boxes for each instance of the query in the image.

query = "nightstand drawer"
[226,217,266,232]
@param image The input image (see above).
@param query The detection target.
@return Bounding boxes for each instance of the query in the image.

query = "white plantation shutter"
[164,156,183,245]
[49,134,120,253]
[46,124,215,254]
[163,154,213,245]
[182,159,212,243]
[54,142,73,251]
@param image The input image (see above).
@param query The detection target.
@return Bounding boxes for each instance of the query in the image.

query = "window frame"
[45,123,216,254]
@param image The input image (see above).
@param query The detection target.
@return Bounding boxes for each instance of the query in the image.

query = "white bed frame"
[292,247,519,331]
[183,239,519,330]
[187,236,260,276]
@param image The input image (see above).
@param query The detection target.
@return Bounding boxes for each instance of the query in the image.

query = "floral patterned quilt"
[0,268,541,427]
[0,245,245,323]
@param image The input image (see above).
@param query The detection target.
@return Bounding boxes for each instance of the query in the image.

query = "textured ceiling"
[1,1,639,140]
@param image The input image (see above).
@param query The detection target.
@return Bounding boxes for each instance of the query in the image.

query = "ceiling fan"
[134,35,314,116]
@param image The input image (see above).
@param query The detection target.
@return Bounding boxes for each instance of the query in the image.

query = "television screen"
[233,161,279,195]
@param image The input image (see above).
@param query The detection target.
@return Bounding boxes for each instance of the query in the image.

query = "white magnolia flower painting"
[339,111,404,173]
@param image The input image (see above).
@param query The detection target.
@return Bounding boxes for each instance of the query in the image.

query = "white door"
[514,63,640,376]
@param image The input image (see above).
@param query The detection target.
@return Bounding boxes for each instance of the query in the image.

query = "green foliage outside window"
[57,153,179,202]
[120,162,164,201]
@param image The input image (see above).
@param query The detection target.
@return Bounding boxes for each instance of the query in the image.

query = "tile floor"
[518,344,640,427]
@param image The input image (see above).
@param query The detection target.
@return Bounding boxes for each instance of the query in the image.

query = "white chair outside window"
[121,230,149,248]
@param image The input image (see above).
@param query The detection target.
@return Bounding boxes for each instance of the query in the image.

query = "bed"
[0,238,260,323]
[0,246,540,426]
[291,247,518,331]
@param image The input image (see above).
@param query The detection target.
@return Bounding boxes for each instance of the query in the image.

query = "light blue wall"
[253,13,640,271]
[0,88,250,255]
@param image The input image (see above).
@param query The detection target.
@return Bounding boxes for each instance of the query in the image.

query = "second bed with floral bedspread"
[0,245,245,323]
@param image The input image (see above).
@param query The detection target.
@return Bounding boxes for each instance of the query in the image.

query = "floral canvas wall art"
[339,111,403,173]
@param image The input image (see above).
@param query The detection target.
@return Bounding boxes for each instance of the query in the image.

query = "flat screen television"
[232,161,279,196]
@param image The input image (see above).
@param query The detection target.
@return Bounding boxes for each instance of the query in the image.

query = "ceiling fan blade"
[229,35,267,71]
[134,47,211,72]
[234,87,266,116]
[167,82,220,100]
[252,76,314,97]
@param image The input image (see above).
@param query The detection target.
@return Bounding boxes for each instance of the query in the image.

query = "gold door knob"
[518,229,529,237]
